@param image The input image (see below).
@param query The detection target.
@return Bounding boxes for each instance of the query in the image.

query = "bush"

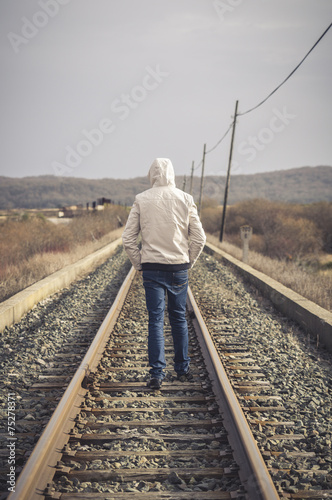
[0,206,128,271]
[0,215,72,268]
[301,202,332,252]
[200,198,329,260]
[201,206,222,235]
[261,214,320,259]
[0,206,128,302]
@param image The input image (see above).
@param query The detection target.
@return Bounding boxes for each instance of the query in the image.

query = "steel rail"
[187,286,280,500]
[8,266,136,500]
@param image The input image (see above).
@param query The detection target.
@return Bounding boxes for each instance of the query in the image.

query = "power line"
[238,23,332,117]
[188,23,331,199]
[205,121,234,154]
[189,111,234,181]
[188,117,233,187]
[194,160,202,171]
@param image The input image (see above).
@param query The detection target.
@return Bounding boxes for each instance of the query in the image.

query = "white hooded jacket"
[122,158,206,271]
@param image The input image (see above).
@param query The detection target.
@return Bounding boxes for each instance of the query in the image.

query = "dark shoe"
[177,369,193,382]
[147,378,162,390]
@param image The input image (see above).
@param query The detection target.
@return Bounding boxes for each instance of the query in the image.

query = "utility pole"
[198,144,206,216]
[189,161,194,195]
[219,100,239,242]
[182,175,186,191]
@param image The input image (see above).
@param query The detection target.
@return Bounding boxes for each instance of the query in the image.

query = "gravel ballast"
[0,247,131,495]
[190,253,332,496]
[0,247,331,497]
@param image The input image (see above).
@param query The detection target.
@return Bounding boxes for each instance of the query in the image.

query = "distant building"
[97,197,111,207]
[58,205,84,218]
[58,198,112,217]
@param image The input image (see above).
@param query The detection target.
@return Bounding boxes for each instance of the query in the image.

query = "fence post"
[240,225,253,263]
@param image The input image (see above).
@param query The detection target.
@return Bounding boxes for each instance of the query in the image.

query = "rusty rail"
[187,286,280,500]
[8,266,136,500]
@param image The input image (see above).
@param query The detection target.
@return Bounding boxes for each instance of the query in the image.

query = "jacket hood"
[148,158,175,188]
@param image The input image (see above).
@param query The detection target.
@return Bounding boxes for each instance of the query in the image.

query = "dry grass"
[207,234,332,312]
[1,203,331,314]
[0,207,127,302]
[201,199,332,258]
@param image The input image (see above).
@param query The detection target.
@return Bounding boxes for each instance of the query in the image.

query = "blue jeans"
[142,269,190,380]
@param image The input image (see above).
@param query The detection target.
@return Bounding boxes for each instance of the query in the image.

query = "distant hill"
[0,166,331,209]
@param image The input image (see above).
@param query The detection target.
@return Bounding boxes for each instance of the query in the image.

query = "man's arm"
[188,199,206,268]
[122,200,142,270]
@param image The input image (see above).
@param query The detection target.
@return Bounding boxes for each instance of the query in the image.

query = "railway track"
[2,250,331,500]
[0,249,131,495]
[7,267,279,500]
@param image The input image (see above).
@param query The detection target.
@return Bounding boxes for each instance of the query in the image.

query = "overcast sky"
[0,0,331,182]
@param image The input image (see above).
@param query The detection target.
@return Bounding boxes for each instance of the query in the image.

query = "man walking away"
[122,158,206,389]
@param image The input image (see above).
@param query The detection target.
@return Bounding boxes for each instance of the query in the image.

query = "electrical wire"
[238,23,332,116]
[187,23,331,185]
[205,121,234,154]
[189,119,233,179]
